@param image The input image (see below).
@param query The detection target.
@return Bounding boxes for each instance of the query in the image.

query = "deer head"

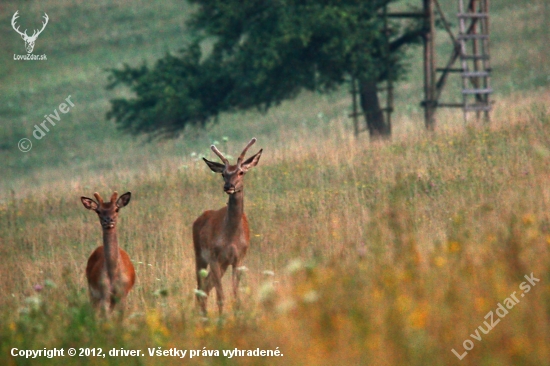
[11,11,49,54]
[203,138,262,194]
[81,192,131,230]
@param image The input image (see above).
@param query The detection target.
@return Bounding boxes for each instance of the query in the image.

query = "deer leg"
[88,288,100,311]
[119,294,130,322]
[195,255,208,290]
[195,254,209,314]
[90,282,109,318]
[114,297,126,323]
[232,263,243,310]
[200,273,216,316]
[209,262,225,316]
[231,265,238,298]
[110,287,127,322]
[99,297,110,319]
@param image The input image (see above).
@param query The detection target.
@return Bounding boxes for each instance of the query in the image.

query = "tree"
[106,0,424,139]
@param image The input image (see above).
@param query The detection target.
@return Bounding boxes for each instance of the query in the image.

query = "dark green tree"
[107,0,424,139]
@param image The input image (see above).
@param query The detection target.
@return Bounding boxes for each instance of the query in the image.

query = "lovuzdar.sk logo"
[12,10,48,61]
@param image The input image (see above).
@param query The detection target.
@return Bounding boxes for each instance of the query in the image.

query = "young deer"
[193,138,262,315]
[81,191,135,317]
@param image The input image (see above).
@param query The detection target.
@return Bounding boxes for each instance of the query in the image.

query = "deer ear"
[241,149,262,171]
[116,192,131,208]
[81,197,98,211]
[203,158,225,173]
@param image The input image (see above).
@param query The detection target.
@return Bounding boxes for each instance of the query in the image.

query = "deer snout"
[101,217,116,229]
[224,182,235,194]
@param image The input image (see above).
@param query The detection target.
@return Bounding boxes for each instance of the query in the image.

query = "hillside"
[1,1,549,365]
[0,0,549,193]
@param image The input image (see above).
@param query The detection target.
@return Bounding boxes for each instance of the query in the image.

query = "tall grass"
[1,93,550,365]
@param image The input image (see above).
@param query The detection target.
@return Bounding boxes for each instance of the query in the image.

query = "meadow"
[1,0,550,365]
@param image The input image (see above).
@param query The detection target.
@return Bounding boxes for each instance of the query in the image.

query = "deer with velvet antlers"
[81,191,135,318]
[193,138,262,315]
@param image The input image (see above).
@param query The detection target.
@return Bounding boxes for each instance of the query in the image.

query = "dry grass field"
[2,92,550,365]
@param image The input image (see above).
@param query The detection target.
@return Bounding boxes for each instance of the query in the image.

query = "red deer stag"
[193,138,262,315]
[81,191,135,318]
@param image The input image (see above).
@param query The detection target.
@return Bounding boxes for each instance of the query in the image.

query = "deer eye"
[239,171,244,176]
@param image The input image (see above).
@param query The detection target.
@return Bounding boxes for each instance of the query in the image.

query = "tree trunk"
[358,78,391,139]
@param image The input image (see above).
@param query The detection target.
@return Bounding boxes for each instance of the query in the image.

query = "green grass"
[1,0,549,193]
[1,0,550,365]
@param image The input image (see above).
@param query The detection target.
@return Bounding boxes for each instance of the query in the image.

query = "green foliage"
[106,44,235,138]
[106,0,423,138]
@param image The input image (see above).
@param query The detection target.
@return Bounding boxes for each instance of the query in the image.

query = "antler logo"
[11,11,49,54]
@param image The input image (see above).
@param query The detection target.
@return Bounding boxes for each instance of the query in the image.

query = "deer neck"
[102,228,121,281]
[225,190,244,235]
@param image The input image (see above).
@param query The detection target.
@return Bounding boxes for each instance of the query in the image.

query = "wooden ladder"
[458,0,492,122]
